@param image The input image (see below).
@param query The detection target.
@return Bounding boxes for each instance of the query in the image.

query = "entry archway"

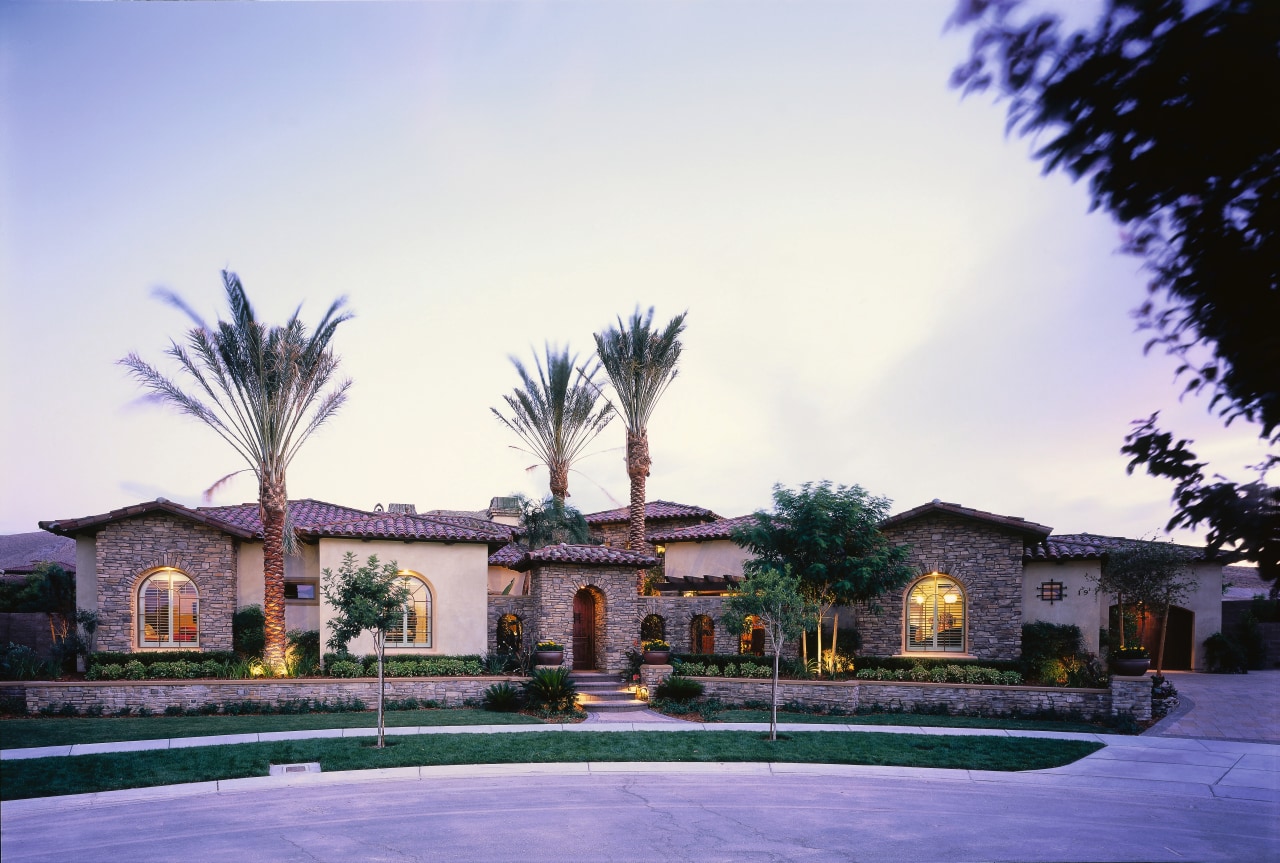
[572,588,603,670]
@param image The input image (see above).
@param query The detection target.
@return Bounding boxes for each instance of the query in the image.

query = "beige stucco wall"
[662,539,751,581]
[488,566,526,596]
[235,542,320,632]
[1023,559,1223,670]
[75,536,98,617]
[317,539,489,656]
[1022,561,1105,654]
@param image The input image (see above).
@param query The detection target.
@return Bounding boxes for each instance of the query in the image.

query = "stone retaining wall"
[655,673,1147,721]
[21,676,522,714]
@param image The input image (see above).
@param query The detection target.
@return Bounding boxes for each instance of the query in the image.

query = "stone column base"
[1109,673,1152,721]
[639,664,672,699]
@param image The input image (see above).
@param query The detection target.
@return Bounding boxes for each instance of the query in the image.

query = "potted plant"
[1109,645,1151,677]
[534,639,564,666]
[642,638,672,665]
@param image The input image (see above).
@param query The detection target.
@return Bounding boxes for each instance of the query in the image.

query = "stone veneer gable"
[94,513,238,652]
[857,513,1026,660]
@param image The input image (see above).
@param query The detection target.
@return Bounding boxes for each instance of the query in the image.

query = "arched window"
[139,569,199,647]
[905,574,965,653]
[690,614,715,654]
[739,615,766,656]
[641,614,666,643]
[387,572,432,646]
[496,614,523,655]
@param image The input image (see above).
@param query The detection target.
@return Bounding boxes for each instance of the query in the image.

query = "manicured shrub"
[483,682,522,712]
[524,666,577,711]
[655,675,704,703]
[327,659,364,678]
[233,605,266,658]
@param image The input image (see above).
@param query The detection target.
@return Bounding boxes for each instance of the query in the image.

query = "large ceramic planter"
[1110,657,1150,676]
[534,650,564,666]
[642,650,671,665]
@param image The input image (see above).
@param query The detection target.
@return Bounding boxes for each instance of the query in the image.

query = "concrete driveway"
[1150,669,1280,743]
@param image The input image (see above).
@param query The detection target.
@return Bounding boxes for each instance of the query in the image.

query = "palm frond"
[593,307,687,432]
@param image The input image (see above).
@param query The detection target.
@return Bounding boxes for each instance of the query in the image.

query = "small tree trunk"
[801,630,808,669]
[376,634,386,748]
[1116,593,1126,650]
[770,644,780,742]
[1156,604,1170,673]
[814,613,823,679]
[830,611,840,676]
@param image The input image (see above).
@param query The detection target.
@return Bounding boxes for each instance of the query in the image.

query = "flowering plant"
[1112,645,1149,659]
[535,640,563,651]
[642,639,671,652]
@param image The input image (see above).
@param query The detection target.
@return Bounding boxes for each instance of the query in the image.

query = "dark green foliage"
[1021,622,1106,687]
[655,675,704,703]
[286,629,321,676]
[0,695,28,715]
[523,666,577,711]
[0,642,51,680]
[232,605,266,658]
[1204,632,1248,673]
[482,682,523,712]
[953,1,1279,588]
[320,653,486,677]
[89,650,238,669]
[1249,597,1280,623]
[733,482,914,609]
[0,564,76,614]
[670,653,773,672]
[854,655,1023,674]
[515,495,594,549]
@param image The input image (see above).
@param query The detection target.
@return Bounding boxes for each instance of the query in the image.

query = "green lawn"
[0,708,541,749]
[710,709,1115,734]
[0,731,1103,800]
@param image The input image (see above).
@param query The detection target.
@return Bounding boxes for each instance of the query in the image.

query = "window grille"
[905,575,964,652]
[139,570,199,647]
[387,573,431,646]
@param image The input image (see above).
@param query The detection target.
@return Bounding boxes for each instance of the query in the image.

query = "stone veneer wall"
[858,514,1025,660]
[592,516,712,554]
[530,563,641,673]
[637,595,735,655]
[22,677,521,714]
[486,595,536,655]
[94,514,239,652]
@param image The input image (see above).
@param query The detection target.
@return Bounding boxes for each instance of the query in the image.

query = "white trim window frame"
[138,569,199,648]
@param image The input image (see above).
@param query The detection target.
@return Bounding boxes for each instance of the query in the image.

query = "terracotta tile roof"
[488,542,528,567]
[1024,533,1213,562]
[41,498,510,546]
[39,499,259,540]
[584,500,719,525]
[883,500,1053,539]
[510,543,660,571]
[1224,565,1273,599]
[647,514,757,543]
[0,532,77,574]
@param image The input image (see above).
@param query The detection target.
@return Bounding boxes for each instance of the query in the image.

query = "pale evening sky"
[1,1,1268,548]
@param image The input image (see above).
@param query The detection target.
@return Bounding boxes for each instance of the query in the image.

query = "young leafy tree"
[593,307,687,550]
[1092,540,1196,671]
[121,271,352,670]
[321,553,410,748]
[722,566,818,741]
[491,344,614,504]
[733,482,914,677]
[951,0,1279,590]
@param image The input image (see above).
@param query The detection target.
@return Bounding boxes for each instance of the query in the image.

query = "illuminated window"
[739,615,766,656]
[387,572,432,646]
[905,574,965,653]
[690,614,715,654]
[139,569,199,647]
[496,613,523,654]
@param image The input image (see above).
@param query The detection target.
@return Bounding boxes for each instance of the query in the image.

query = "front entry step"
[569,672,648,713]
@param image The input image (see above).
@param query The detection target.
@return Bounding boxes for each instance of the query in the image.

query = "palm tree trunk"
[549,461,570,504]
[261,479,288,670]
[1156,604,1170,673]
[625,429,651,552]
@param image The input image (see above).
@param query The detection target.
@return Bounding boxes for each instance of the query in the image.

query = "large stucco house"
[39,496,1227,671]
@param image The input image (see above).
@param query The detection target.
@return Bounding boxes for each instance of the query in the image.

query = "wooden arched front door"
[572,589,597,670]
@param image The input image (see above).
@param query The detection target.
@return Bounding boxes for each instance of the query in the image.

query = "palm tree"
[593,307,687,550]
[491,345,613,504]
[121,270,351,670]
